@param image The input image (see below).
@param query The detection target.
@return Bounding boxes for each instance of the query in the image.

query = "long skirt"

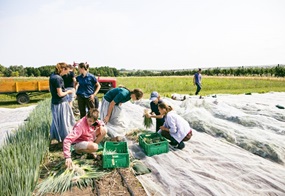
[100,98,129,137]
[50,101,75,142]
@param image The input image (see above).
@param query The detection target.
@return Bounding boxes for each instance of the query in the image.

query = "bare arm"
[150,113,164,119]
[94,82,101,96]
[57,88,72,97]
[103,100,116,124]
[74,80,79,92]
[72,77,76,89]
[90,82,101,101]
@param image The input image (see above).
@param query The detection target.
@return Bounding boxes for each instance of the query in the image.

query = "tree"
[38,65,54,77]
[0,64,6,76]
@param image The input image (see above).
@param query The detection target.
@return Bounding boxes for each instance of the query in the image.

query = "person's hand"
[160,126,169,131]
[65,158,73,169]
[67,89,73,94]
[103,115,110,124]
[89,94,95,101]
[145,113,151,118]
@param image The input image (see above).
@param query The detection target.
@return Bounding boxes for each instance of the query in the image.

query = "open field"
[0,76,284,108]
[1,82,285,195]
[117,76,285,97]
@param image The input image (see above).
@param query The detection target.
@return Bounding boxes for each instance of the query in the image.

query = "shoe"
[177,141,185,150]
[169,140,178,146]
[71,150,83,158]
[111,136,124,142]
[87,153,97,159]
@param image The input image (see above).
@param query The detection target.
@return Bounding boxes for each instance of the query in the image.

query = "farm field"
[0,76,284,108]
[116,76,285,97]
[1,75,285,195]
[1,92,285,195]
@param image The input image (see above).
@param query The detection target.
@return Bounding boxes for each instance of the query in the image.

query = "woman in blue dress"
[49,62,75,142]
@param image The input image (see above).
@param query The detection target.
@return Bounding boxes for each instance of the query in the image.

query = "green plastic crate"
[139,133,169,156]
[103,141,130,168]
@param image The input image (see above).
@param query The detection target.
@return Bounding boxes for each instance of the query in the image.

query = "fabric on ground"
[0,105,36,147]
[1,92,285,195]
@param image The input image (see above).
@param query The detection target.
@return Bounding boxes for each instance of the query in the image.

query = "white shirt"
[161,110,190,143]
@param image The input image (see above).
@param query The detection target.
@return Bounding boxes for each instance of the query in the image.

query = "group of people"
[49,62,144,168]
[49,62,199,168]
[145,91,192,150]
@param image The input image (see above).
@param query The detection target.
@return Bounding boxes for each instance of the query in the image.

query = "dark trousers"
[160,130,192,144]
[160,130,179,144]
[77,95,99,118]
[195,83,202,95]
[156,119,164,132]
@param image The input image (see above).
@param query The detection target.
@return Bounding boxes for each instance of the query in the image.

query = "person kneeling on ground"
[157,102,192,150]
[63,108,107,169]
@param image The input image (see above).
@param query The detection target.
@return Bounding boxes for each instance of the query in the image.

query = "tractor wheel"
[16,93,30,104]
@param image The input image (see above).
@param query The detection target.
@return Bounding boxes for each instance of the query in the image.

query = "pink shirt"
[63,117,104,158]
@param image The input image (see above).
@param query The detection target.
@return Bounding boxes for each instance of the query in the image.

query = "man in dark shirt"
[193,68,202,96]
[147,91,165,132]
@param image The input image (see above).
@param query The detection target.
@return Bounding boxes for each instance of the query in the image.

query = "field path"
[0,105,36,147]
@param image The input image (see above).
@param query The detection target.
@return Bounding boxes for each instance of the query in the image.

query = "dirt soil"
[36,142,148,196]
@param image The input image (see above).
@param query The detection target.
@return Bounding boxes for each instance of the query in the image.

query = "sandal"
[71,150,83,158]
[87,152,98,160]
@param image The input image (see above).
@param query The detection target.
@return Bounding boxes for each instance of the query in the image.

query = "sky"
[0,0,284,70]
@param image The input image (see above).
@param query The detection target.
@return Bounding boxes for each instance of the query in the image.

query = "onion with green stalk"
[143,109,153,129]
[35,159,108,195]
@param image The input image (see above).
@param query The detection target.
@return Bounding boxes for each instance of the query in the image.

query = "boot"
[177,141,185,150]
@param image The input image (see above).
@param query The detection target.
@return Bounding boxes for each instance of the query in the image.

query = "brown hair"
[120,87,143,100]
[158,102,173,114]
[86,108,99,121]
[132,88,143,100]
[67,64,74,69]
[78,62,89,71]
[55,62,68,74]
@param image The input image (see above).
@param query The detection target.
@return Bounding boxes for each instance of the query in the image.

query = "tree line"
[0,64,284,77]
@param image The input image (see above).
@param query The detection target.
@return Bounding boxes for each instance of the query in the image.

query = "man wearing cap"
[146,91,165,132]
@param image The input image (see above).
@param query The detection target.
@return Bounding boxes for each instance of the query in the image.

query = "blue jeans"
[195,83,201,95]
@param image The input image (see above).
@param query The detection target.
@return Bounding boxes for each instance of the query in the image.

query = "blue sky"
[0,0,284,70]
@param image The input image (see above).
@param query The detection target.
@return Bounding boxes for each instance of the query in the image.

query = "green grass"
[0,93,50,108]
[117,76,285,98]
[0,76,284,108]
